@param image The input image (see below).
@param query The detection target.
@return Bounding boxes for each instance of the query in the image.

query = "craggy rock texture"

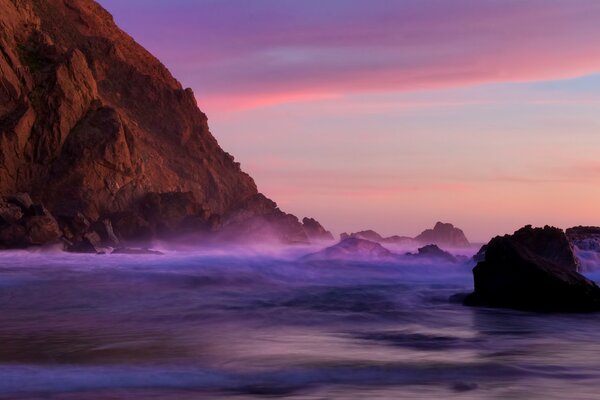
[0,0,326,246]
[464,225,600,312]
[415,222,470,247]
[0,193,61,247]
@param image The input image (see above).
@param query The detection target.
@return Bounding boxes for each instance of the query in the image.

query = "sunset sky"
[98,0,600,241]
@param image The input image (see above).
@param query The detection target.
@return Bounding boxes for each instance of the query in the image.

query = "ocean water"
[1,246,600,399]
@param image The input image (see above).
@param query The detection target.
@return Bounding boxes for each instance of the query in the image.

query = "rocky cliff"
[0,0,328,247]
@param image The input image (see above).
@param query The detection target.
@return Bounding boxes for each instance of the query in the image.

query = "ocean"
[1,246,600,399]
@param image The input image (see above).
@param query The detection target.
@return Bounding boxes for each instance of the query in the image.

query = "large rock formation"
[464,225,600,312]
[415,222,470,247]
[0,0,326,246]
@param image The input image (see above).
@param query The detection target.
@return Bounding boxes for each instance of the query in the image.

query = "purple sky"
[98,0,600,241]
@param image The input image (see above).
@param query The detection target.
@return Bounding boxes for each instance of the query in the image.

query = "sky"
[98,0,600,242]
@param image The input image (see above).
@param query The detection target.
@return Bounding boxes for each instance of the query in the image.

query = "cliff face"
[0,0,324,245]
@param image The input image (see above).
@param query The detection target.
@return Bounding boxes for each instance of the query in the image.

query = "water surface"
[1,247,600,399]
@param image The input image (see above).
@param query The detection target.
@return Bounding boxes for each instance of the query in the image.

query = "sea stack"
[464,225,600,312]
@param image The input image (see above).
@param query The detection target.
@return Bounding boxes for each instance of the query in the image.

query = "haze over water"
[2,248,600,399]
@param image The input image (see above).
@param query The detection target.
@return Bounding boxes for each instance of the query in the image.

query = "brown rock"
[24,215,61,245]
[0,0,327,244]
[0,203,24,224]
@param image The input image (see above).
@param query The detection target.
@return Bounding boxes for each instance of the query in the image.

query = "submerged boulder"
[464,225,600,312]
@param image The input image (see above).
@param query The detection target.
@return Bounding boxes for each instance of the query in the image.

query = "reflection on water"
[1,248,600,399]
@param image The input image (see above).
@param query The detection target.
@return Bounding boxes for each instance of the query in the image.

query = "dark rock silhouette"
[0,0,328,247]
[302,238,396,262]
[415,222,470,247]
[406,244,459,263]
[302,217,334,241]
[341,222,469,247]
[464,225,600,312]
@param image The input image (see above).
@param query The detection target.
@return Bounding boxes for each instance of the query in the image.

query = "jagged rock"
[415,222,470,247]
[472,244,487,263]
[464,225,600,312]
[91,219,119,246]
[0,202,24,224]
[58,212,91,242]
[7,193,33,211]
[0,193,61,247]
[0,0,329,245]
[406,244,459,263]
[302,238,396,262]
[23,215,61,245]
[218,194,310,244]
[302,217,334,241]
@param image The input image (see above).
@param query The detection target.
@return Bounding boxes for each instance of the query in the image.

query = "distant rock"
[415,222,470,247]
[464,225,600,312]
[342,230,384,242]
[302,238,396,262]
[340,223,468,248]
[406,244,459,263]
[302,217,334,241]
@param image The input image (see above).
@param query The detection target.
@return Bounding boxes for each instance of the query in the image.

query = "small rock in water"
[111,247,163,255]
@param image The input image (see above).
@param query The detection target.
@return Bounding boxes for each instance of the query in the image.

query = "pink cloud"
[100,1,600,109]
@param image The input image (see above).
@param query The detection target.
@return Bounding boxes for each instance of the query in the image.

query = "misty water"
[1,245,600,399]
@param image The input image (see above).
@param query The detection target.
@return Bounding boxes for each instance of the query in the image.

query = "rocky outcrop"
[406,244,460,263]
[341,230,385,242]
[302,217,334,241]
[0,193,61,247]
[0,0,327,246]
[340,223,469,247]
[464,225,600,312]
[302,238,396,262]
[415,222,470,247]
